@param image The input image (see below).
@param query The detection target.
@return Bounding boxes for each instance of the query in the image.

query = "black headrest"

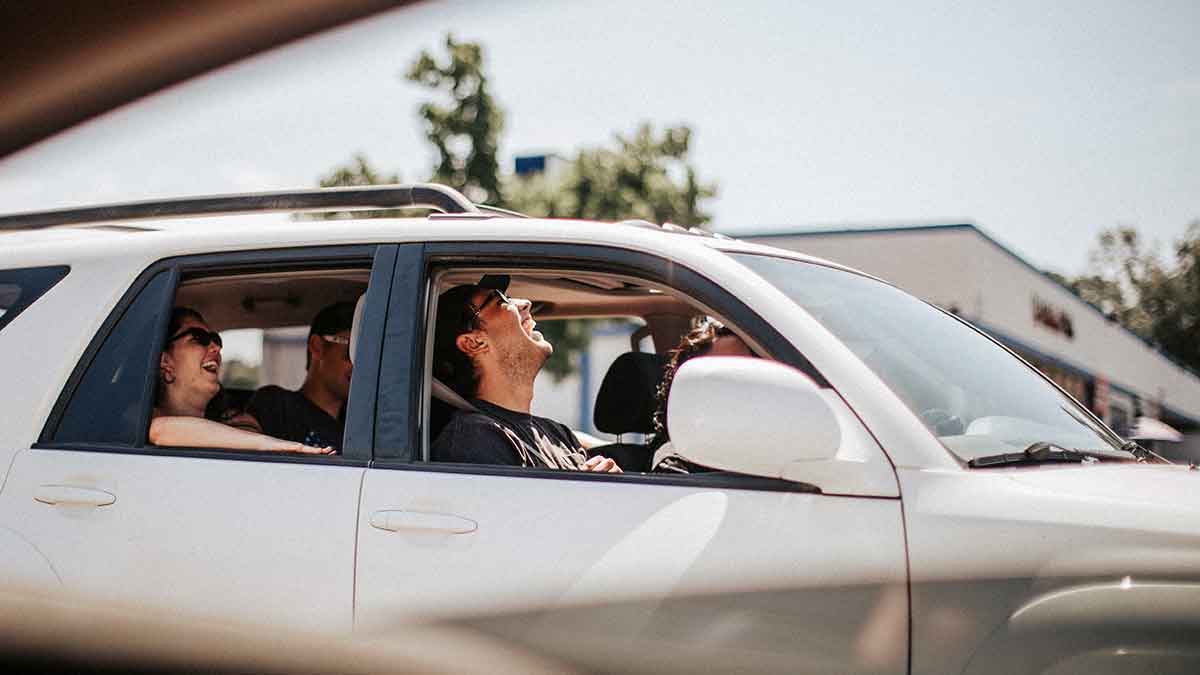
[594,352,667,435]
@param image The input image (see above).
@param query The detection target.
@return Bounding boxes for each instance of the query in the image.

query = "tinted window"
[0,265,69,333]
[53,271,172,445]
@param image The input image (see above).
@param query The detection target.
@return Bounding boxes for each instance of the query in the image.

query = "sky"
[0,0,1196,276]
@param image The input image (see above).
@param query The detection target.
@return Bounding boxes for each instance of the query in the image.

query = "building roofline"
[971,318,1200,429]
[739,222,1200,381]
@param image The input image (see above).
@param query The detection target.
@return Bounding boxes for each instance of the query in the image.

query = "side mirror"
[667,357,841,478]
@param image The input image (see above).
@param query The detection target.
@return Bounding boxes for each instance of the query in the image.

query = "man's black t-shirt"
[431,399,587,469]
[247,385,344,451]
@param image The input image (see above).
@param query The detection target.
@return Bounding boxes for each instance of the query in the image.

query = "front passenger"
[430,279,621,473]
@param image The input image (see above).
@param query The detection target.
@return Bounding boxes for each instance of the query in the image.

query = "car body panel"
[354,467,908,673]
[0,448,363,631]
[901,464,1200,673]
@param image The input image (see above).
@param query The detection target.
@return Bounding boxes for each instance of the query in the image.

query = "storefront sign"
[1033,295,1074,339]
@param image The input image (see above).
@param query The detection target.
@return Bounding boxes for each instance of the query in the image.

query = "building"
[742,224,1200,459]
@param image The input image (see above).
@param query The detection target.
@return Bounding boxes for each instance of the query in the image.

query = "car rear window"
[50,270,171,446]
[0,265,69,333]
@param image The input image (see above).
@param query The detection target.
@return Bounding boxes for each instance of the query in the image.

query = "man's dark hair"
[433,285,486,398]
[306,302,356,370]
[651,320,736,441]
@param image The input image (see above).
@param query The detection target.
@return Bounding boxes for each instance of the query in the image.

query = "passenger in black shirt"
[431,277,620,473]
[248,302,354,452]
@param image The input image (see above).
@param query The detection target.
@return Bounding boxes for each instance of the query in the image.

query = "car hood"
[1008,463,1200,514]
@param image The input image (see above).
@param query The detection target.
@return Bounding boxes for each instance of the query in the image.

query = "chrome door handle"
[34,485,116,507]
[369,509,477,534]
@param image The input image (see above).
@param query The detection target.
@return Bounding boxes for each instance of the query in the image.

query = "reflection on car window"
[732,253,1127,462]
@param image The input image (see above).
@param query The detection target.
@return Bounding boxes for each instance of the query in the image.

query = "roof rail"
[0,183,478,232]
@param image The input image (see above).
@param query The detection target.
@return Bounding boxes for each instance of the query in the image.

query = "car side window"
[0,265,70,333]
[422,265,761,475]
[51,270,172,445]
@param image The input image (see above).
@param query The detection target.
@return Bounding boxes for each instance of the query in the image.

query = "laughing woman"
[150,307,333,454]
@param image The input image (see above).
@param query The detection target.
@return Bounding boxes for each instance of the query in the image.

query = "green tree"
[406,35,504,206]
[1066,223,1200,371]
[303,153,403,220]
[316,36,719,380]
[319,153,399,187]
[506,123,716,226]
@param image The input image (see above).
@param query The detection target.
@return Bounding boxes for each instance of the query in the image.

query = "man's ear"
[455,332,488,357]
[307,334,323,364]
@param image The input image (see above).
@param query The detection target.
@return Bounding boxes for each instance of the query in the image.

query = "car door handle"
[369,509,477,534]
[34,485,116,507]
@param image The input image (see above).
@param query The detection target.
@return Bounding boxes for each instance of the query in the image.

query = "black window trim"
[370,240,828,494]
[37,244,382,467]
[0,264,71,333]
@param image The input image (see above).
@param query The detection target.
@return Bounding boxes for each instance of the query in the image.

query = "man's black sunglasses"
[168,326,223,348]
[466,288,511,325]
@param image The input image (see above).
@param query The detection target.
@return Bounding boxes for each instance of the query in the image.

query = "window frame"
[369,240,825,493]
[37,244,387,466]
[0,265,71,333]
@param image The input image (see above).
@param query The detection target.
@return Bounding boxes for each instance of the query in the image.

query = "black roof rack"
[0,183,479,232]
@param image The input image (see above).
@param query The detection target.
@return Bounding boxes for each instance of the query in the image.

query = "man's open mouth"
[201,359,220,373]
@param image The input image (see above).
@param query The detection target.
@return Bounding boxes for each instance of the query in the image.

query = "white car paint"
[0,202,1197,672]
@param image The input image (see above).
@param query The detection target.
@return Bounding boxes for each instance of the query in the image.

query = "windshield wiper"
[968,442,1112,468]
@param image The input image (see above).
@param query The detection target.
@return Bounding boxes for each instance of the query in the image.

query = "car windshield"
[731,253,1130,463]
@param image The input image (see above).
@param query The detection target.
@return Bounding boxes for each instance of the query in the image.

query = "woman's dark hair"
[154,306,207,408]
[651,319,736,443]
[166,307,205,341]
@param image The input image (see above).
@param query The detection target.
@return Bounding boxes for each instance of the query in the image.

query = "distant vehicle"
[0,184,1197,674]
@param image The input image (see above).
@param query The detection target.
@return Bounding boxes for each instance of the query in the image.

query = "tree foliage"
[506,123,715,226]
[319,153,399,187]
[406,35,504,206]
[316,35,718,380]
[1065,223,1200,371]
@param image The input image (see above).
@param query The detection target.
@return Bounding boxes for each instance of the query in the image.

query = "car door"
[353,242,909,673]
[0,245,393,632]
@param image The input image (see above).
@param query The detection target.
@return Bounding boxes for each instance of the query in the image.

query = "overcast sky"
[1,0,1196,275]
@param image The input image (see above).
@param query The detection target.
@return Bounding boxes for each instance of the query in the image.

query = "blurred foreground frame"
[0,584,570,674]
[0,1,410,159]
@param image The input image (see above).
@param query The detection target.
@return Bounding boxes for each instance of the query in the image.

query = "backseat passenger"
[247,302,354,453]
[150,307,333,454]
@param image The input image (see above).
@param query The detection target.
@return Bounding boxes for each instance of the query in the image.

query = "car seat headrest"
[593,352,668,435]
[349,293,366,365]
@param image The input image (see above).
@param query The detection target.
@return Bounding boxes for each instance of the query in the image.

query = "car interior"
[157,263,760,471]
[425,268,762,471]
[172,267,369,418]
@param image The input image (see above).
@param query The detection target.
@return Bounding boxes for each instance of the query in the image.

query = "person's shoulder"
[247,385,295,406]
[443,408,506,434]
[532,412,576,439]
[432,409,519,464]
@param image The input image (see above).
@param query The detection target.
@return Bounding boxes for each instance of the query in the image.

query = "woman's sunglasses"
[168,326,223,348]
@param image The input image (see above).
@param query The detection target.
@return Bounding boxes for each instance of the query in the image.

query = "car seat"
[589,351,668,472]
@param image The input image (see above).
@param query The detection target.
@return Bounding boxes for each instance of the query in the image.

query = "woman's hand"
[290,443,335,455]
[583,455,622,473]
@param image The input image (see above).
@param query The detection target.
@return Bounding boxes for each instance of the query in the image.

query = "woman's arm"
[149,416,333,454]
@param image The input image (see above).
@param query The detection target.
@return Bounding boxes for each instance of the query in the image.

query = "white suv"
[0,184,1196,674]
